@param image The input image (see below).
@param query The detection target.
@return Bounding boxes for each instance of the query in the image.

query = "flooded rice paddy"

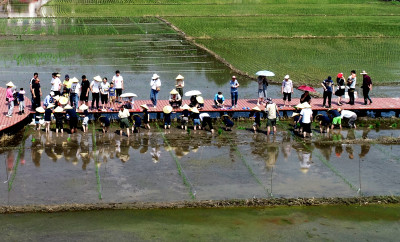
[1,126,399,206]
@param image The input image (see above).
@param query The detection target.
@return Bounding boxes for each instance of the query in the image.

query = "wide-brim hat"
[71,77,79,83]
[163,105,173,114]
[221,114,229,118]
[170,89,179,95]
[152,74,159,79]
[64,104,73,110]
[56,73,61,77]
[53,95,60,101]
[93,75,102,82]
[295,103,304,109]
[291,113,300,117]
[360,70,368,75]
[54,106,64,113]
[196,96,204,104]
[175,74,184,80]
[79,104,89,110]
[35,107,45,113]
[284,74,290,79]
[6,82,14,87]
[47,104,55,109]
[302,102,311,108]
[191,107,199,113]
[252,106,261,111]
[181,104,190,110]
[140,104,149,110]
[59,96,69,105]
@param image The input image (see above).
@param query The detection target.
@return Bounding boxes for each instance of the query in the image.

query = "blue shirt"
[328,110,340,117]
[230,80,239,92]
[109,87,116,97]
[322,79,333,92]
[214,94,225,102]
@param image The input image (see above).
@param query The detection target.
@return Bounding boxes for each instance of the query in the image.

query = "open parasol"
[255,70,275,77]
[184,90,202,97]
[120,93,137,98]
[297,85,316,92]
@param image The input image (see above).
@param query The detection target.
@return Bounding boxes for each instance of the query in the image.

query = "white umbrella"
[256,70,275,77]
[120,93,137,98]
[184,90,202,97]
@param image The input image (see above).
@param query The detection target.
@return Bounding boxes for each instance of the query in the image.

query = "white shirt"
[91,81,100,93]
[51,77,61,91]
[265,103,278,119]
[150,78,161,90]
[282,79,293,93]
[118,108,130,119]
[100,82,110,95]
[70,82,81,94]
[199,113,210,121]
[300,108,313,124]
[112,75,123,89]
[348,75,357,88]
[340,110,356,119]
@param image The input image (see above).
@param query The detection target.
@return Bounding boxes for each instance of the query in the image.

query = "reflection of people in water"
[266,145,279,170]
[335,144,343,158]
[346,129,356,140]
[80,136,91,170]
[151,147,161,163]
[6,150,14,182]
[293,143,314,173]
[359,144,370,159]
[31,134,43,167]
[345,145,354,159]
[118,139,130,163]
[314,142,332,161]
[281,134,292,161]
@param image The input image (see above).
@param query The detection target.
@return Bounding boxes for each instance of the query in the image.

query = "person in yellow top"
[62,74,72,96]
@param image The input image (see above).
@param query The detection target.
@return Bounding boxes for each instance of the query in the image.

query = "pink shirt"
[6,88,14,102]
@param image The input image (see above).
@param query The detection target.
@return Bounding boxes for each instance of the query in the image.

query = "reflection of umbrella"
[120,93,137,98]
[184,90,202,97]
[256,70,275,77]
[298,85,316,92]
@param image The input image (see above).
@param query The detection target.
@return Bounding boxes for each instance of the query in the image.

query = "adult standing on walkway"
[322,76,334,108]
[257,76,267,106]
[175,74,184,98]
[69,77,80,109]
[6,82,15,117]
[347,70,357,105]
[80,75,90,106]
[62,74,71,95]
[150,73,161,108]
[230,75,239,108]
[112,70,124,103]
[90,76,101,110]
[30,73,39,110]
[281,74,293,107]
[335,73,345,106]
[360,70,372,105]
[32,78,42,109]
[51,73,62,97]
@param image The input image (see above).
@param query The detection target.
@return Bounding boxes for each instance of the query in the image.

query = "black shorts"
[69,117,78,129]
[201,117,213,129]
[56,121,63,130]
[80,94,88,102]
[302,123,312,133]
[116,89,122,97]
[101,94,108,104]
[283,92,291,101]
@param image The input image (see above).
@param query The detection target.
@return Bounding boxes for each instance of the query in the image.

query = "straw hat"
[360,70,368,75]
[284,74,290,79]
[163,105,173,114]
[59,96,68,105]
[291,113,300,117]
[181,104,190,110]
[47,104,55,109]
[53,95,60,101]
[170,89,179,95]
[71,77,79,83]
[337,108,342,112]
[196,96,204,104]
[93,75,102,82]
[6,82,14,87]
[152,73,159,79]
[221,114,229,118]
[302,102,311,108]
[79,104,89,110]
[295,103,304,109]
[176,74,184,80]
[64,104,73,110]
[54,106,64,113]
[56,73,61,77]
[252,106,261,111]
[140,104,149,110]
[191,107,199,113]
[35,107,45,113]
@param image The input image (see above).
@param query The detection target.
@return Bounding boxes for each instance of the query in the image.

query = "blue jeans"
[70,93,79,108]
[150,89,159,106]
[231,91,238,106]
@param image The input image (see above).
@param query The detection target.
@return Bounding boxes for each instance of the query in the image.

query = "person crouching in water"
[140,104,150,129]
[35,107,45,131]
[132,114,141,133]
[315,114,331,133]
[82,110,89,133]
[54,106,64,134]
[118,106,130,137]
[327,108,342,130]
[65,104,78,134]
[99,116,110,133]
[199,112,214,133]
[221,114,234,131]
[44,104,55,133]
[181,104,190,130]
[252,106,261,134]
[191,107,201,130]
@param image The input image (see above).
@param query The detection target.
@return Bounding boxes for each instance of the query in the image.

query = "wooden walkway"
[0,87,32,134]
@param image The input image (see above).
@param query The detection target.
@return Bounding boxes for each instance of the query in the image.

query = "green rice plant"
[375,121,381,128]
[368,124,374,129]
[390,123,397,128]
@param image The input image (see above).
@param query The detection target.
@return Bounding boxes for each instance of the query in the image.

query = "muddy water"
[1,127,399,205]
[1,205,399,241]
